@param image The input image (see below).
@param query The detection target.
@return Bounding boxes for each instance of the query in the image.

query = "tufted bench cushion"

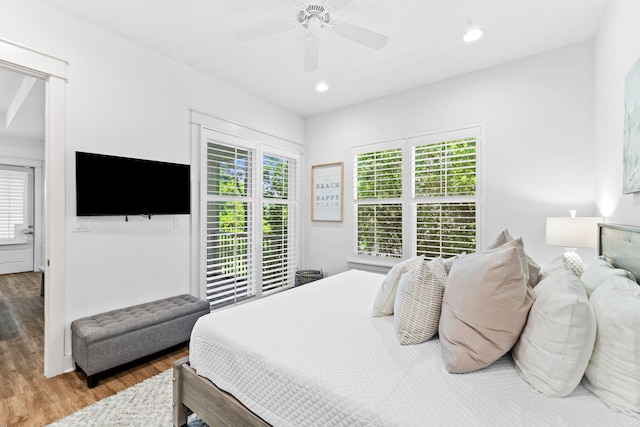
[71,294,209,387]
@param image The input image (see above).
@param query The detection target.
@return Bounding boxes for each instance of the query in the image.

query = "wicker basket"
[295,269,323,287]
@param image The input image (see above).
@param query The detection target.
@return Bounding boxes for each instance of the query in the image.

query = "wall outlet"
[172,216,181,228]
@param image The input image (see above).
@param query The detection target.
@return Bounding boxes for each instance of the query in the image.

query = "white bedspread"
[190,269,640,426]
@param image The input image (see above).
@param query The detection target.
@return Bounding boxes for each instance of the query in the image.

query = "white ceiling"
[0,0,608,383]
[0,67,45,141]
[32,0,610,119]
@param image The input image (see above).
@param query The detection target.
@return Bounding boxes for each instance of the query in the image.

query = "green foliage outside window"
[354,136,477,260]
[207,143,295,307]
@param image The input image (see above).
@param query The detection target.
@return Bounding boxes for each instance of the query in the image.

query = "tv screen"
[76,151,190,217]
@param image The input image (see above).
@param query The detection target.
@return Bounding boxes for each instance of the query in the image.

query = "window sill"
[347,257,399,274]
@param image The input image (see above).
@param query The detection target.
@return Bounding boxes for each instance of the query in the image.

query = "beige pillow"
[439,238,534,373]
[512,262,596,397]
[484,229,540,287]
[394,257,448,345]
[372,255,423,317]
[584,276,640,413]
[580,258,636,297]
[483,229,512,250]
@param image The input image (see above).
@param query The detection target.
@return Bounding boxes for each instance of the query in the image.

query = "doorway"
[0,37,67,377]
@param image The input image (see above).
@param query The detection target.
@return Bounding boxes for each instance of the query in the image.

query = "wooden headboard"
[598,223,640,282]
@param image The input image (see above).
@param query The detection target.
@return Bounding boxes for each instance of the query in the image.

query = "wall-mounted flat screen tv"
[76,151,190,217]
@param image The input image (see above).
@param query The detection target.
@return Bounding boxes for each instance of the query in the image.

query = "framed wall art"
[624,57,640,193]
[311,162,343,221]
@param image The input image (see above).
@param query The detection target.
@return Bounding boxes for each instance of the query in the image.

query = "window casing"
[204,131,299,310]
[351,127,479,263]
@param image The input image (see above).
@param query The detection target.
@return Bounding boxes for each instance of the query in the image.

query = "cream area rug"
[48,370,207,427]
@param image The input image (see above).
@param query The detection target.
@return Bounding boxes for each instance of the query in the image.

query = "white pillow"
[537,256,568,282]
[394,257,448,345]
[512,264,596,397]
[584,276,640,413]
[372,255,423,317]
[580,258,636,297]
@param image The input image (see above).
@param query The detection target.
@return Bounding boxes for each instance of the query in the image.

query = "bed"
[173,223,640,427]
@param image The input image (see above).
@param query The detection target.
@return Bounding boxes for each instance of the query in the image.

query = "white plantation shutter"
[352,143,404,258]
[204,134,300,310]
[206,142,256,308]
[351,128,479,263]
[412,136,477,198]
[411,131,478,259]
[0,168,28,244]
[415,201,476,258]
[262,152,298,295]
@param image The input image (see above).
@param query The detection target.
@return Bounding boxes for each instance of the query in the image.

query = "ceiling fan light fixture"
[463,28,484,43]
[315,82,329,92]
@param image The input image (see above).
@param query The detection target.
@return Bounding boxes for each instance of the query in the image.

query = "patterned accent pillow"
[372,255,424,317]
[442,254,463,275]
[394,257,448,345]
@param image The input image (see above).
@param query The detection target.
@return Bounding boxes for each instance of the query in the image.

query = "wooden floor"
[0,272,189,427]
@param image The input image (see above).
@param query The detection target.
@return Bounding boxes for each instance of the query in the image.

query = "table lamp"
[545,210,602,276]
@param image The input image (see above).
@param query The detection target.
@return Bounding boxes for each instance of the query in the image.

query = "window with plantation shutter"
[204,132,299,310]
[0,168,28,245]
[353,144,404,258]
[411,132,477,259]
[351,127,479,263]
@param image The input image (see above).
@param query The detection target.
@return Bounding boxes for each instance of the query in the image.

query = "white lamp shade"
[545,217,602,248]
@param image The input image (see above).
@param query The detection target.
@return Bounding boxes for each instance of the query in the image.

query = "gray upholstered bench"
[71,294,210,388]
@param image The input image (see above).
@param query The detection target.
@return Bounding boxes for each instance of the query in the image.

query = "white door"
[0,165,34,275]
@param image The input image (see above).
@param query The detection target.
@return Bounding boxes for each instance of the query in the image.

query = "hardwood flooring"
[0,272,189,427]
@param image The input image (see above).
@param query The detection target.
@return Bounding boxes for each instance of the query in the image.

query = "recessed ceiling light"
[316,82,329,93]
[463,28,484,43]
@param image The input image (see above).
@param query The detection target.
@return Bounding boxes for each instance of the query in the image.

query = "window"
[204,132,299,310]
[0,167,28,245]
[351,127,479,262]
[353,143,404,257]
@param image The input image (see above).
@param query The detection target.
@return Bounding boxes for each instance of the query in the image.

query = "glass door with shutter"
[203,130,299,311]
[0,165,34,274]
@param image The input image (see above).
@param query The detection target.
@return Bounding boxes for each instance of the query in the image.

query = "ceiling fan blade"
[236,21,295,41]
[334,22,388,50]
[329,0,355,11]
[304,34,320,72]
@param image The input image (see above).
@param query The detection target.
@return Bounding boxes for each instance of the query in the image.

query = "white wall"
[0,0,304,355]
[0,135,44,162]
[593,0,640,224]
[304,42,597,276]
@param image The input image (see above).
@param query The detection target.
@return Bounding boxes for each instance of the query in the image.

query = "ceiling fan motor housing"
[298,3,332,33]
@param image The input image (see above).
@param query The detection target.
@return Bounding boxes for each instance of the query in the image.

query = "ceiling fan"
[236,0,389,72]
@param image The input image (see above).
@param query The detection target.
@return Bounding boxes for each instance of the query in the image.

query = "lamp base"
[563,250,583,276]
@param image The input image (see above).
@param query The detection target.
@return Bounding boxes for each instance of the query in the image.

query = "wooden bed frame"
[172,356,270,427]
[172,223,640,427]
[598,223,640,282]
